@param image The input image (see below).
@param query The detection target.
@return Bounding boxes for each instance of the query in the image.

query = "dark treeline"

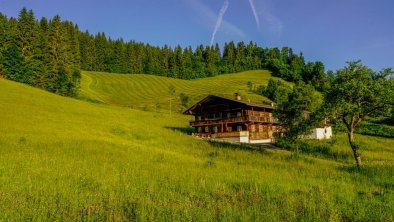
[0,8,81,96]
[78,33,329,89]
[78,34,263,79]
[0,8,328,96]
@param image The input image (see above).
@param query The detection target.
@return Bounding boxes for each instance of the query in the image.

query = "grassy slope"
[79,70,277,111]
[0,77,393,221]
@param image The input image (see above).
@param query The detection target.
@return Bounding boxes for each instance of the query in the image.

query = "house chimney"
[234,93,241,101]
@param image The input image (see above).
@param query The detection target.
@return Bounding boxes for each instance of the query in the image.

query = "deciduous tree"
[324,61,394,167]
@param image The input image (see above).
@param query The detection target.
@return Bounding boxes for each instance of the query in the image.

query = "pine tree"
[0,12,8,77]
[235,41,246,72]
[182,46,194,79]
[193,45,206,77]
[174,45,183,78]
[16,8,37,84]
[94,32,108,71]
[79,31,96,71]
[222,41,235,73]
[2,17,30,83]
[31,17,52,89]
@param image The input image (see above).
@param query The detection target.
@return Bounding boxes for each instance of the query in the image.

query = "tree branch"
[342,115,351,132]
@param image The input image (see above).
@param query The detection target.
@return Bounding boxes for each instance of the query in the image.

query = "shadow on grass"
[275,139,352,162]
[165,126,274,154]
[164,126,194,135]
[207,140,274,155]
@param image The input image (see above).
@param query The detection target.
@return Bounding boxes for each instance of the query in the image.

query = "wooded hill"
[0,8,328,96]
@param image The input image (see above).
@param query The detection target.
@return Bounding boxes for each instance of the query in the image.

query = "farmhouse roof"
[183,95,275,115]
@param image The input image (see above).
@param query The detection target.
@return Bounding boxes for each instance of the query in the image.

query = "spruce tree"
[31,17,51,89]
[0,13,7,77]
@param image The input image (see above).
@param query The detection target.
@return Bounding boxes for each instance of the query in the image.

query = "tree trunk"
[348,130,361,168]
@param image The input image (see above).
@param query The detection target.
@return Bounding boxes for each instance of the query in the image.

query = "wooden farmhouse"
[183,94,281,143]
[183,94,332,144]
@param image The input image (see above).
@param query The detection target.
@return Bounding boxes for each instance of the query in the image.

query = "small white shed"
[306,126,332,140]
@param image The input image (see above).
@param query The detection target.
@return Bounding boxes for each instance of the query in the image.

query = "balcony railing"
[216,131,249,138]
[190,116,278,126]
[193,131,249,138]
[192,131,273,141]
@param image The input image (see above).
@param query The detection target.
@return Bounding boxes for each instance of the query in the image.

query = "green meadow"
[0,71,393,221]
[79,70,277,110]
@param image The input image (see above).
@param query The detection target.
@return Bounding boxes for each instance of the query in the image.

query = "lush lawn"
[79,70,276,111]
[0,78,393,221]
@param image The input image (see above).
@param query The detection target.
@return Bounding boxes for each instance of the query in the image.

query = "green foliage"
[0,8,81,96]
[324,60,394,166]
[179,93,189,109]
[302,61,329,91]
[2,39,31,83]
[259,79,292,104]
[276,81,323,140]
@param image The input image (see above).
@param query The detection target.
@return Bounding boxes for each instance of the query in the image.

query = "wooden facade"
[183,95,281,143]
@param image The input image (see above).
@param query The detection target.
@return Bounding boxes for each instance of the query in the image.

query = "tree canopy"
[275,81,323,140]
[324,61,394,167]
[0,9,80,96]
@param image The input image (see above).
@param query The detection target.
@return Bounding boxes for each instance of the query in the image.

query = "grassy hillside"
[79,70,277,111]
[0,78,393,221]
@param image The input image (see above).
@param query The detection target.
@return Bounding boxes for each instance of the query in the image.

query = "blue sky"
[1,0,393,71]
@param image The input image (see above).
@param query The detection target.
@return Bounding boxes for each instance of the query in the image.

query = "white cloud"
[183,0,246,41]
[254,0,283,38]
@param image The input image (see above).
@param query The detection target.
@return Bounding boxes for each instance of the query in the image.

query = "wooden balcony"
[193,131,273,141]
[216,131,249,138]
[193,131,249,138]
[190,116,278,127]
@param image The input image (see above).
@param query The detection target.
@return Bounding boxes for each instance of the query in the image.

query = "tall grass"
[0,78,393,221]
[334,121,394,138]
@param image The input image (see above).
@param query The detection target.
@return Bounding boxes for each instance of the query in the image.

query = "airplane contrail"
[248,0,260,29]
[210,0,229,46]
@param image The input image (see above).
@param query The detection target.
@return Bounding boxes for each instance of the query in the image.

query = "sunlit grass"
[0,78,393,221]
[79,70,276,111]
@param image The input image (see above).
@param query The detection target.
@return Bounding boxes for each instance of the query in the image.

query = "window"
[196,116,201,121]
[198,127,202,133]
[205,126,210,133]
[237,126,243,132]
[259,125,264,132]
[228,126,232,132]
[227,113,231,118]
[213,126,218,133]
[250,125,256,132]
[237,112,242,117]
